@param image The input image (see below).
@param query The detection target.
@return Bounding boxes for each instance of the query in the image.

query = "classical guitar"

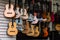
[42,22,48,37]
[20,0,28,20]
[16,18,24,32]
[15,0,20,18]
[7,19,18,36]
[32,12,38,24]
[22,21,30,34]
[27,14,34,22]
[55,24,60,31]
[26,25,34,36]
[33,26,40,37]
[4,0,15,18]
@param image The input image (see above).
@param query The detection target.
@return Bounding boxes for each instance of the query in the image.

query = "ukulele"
[32,12,38,24]
[55,24,60,31]
[42,22,48,37]
[33,26,40,37]
[4,0,15,18]
[26,25,34,36]
[15,0,20,18]
[22,21,30,34]
[20,0,28,20]
[47,12,51,22]
[16,18,24,32]
[7,19,18,36]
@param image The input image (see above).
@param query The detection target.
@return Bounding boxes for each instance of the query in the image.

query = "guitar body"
[4,4,15,18]
[55,24,60,31]
[16,18,24,31]
[33,27,40,37]
[26,25,34,36]
[32,12,38,24]
[7,22,18,36]
[15,7,20,18]
[43,27,48,37]
[22,21,30,34]
[27,14,34,21]
[20,8,28,19]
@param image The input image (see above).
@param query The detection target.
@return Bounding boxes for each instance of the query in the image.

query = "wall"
[0,0,16,40]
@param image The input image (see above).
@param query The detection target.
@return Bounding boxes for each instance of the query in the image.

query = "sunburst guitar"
[7,22,18,36]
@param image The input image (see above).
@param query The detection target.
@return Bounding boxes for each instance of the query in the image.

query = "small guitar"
[22,21,30,34]
[15,0,20,18]
[55,24,60,31]
[26,25,34,36]
[33,26,40,37]
[32,12,38,24]
[47,12,51,22]
[7,22,18,36]
[20,8,28,19]
[43,27,48,37]
[4,0,15,18]
[27,14,34,22]
[20,0,28,20]
[15,6,20,18]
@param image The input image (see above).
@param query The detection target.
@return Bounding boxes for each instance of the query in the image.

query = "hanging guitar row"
[3,0,54,38]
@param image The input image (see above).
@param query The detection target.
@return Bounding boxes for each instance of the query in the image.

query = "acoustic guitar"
[43,27,48,37]
[32,12,38,24]
[22,21,30,34]
[20,0,28,20]
[4,0,15,18]
[33,26,40,37]
[47,12,51,22]
[55,24,60,31]
[26,25,34,36]
[7,21,18,36]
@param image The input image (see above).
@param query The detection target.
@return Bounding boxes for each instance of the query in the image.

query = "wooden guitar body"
[43,27,48,37]
[55,24,60,31]
[15,7,20,18]
[4,4,15,18]
[7,22,18,36]
[16,18,24,31]
[32,12,38,24]
[20,8,28,20]
[22,21,30,34]
[33,27,40,37]
[26,25,34,36]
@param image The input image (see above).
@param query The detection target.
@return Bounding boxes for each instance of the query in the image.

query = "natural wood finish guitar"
[33,26,40,37]
[43,27,48,37]
[26,25,34,36]
[22,21,30,34]
[4,4,15,18]
[55,24,60,31]
[7,22,18,36]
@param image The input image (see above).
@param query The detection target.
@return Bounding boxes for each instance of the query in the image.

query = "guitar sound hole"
[7,13,12,14]
[10,31,15,32]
